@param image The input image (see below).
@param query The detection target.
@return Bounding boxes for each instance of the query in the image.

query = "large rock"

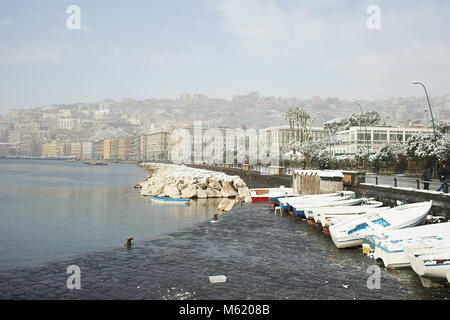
[206,188,222,198]
[220,181,238,198]
[197,188,207,199]
[181,185,197,199]
[237,187,251,198]
[163,185,181,198]
[207,178,222,190]
[218,198,235,212]
[233,177,246,189]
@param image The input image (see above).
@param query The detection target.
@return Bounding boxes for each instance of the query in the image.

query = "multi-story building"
[145,130,170,161]
[81,141,94,159]
[0,123,12,142]
[117,137,131,161]
[103,138,118,160]
[93,140,104,160]
[70,142,82,158]
[329,126,433,155]
[41,141,57,157]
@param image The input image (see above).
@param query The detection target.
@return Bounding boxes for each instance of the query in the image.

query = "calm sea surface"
[0,159,219,271]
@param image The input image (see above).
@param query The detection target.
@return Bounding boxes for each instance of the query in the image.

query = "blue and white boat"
[407,242,450,279]
[329,201,432,249]
[151,196,190,204]
[293,198,366,218]
[362,221,450,269]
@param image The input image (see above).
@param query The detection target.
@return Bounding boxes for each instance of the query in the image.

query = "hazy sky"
[1,0,450,113]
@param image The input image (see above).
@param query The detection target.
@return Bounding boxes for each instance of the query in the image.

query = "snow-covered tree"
[435,134,450,162]
[348,110,381,127]
[323,117,349,135]
[436,120,450,134]
[405,133,438,162]
[370,143,399,169]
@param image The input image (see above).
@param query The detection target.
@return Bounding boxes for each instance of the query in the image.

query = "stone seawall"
[187,164,292,189]
[353,183,450,218]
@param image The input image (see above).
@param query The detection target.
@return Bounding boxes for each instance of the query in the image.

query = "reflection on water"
[0,159,219,270]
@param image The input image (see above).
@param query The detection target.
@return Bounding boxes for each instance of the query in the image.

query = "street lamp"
[352,100,370,172]
[412,81,438,177]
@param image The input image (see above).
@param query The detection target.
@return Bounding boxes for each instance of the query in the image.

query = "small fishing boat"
[329,201,432,249]
[151,196,190,204]
[317,203,386,227]
[250,187,293,202]
[291,197,365,218]
[279,191,355,212]
[406,243,450,279]
[312,200,383,224]
[362,222,450,268]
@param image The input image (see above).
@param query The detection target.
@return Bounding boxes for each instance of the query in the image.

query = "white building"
[329,126,433,155]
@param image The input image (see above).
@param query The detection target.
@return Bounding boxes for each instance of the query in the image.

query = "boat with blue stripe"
[329,201,432,249]
[151,196,190,204]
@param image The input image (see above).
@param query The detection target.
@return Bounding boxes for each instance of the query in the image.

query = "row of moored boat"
[250,187,450,286]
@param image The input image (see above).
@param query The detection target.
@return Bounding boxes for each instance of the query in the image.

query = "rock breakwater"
[137,163,252,210]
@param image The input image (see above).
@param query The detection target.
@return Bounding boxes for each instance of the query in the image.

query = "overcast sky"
[0,0,449,113]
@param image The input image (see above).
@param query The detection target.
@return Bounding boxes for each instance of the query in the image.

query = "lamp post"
[352,100,370,172]
[412,81,438,177]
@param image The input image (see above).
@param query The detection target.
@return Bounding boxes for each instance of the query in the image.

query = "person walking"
[421,168,432,190]
[436,163,448,192]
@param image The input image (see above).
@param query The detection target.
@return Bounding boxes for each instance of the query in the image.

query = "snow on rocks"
[139,163,251,208]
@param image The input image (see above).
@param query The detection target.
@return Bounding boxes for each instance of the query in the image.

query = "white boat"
[406,243,450,279]
[365,222,450,269]
[319,204,387,228]
[250,186,294,202]
[329,201,432,249]
[447,269,450,284]
[312,200,383,224]
[292,198,366,218]
[279,191,355,211]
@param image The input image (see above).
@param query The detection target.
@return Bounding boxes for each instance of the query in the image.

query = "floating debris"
[209,275,227,284]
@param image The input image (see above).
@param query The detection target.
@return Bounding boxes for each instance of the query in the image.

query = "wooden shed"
[293,170,344,195]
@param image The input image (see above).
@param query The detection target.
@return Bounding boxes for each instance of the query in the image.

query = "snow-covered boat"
[363,222,450,268]
[292,198,366,218]
[312,200,383,224]
[329,201,432,249]
[318,203,386,227]
[406,242,450,279]
[250,187,293,202]
[151,196,190,204]
[279,191,355,212]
